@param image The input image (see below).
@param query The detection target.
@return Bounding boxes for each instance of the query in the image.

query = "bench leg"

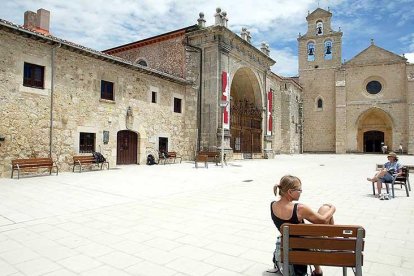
[342,267,347,276]
[372,181,375,195]
[11,169,14,179]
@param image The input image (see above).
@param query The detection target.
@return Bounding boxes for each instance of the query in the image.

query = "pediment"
[346,44,406,66]
[306,8,332,20]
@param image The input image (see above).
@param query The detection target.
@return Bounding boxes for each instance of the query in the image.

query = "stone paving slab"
[0,154,413,275]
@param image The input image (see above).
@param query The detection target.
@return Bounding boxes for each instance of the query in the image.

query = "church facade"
[298,8,414,154]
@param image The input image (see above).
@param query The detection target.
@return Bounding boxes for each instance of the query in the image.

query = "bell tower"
[298,8,343,152]
[298,8,342,71]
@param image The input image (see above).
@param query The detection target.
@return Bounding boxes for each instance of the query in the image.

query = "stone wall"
[300,69,337,152]
[0,30,197,177]
[108,35,186,78]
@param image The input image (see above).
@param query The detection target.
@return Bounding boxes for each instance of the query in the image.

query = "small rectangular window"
[101,80,114,101]
[23,62,44,89]
[151,91,157,103]
[79,132,95,153]
[173,97,182,113]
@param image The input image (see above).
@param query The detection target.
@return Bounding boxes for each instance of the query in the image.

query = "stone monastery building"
[0,7,412,177]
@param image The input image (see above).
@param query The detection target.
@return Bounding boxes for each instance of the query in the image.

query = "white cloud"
[270,47,298,76]
[2,0,413,76]
[405,53,414,63]
[0,0,316,50]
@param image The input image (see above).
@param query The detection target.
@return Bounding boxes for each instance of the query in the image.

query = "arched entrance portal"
[117,130,138,164]
[357,108,393,153]
[230,68,262,155]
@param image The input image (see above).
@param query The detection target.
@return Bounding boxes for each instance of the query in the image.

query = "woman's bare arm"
[298,203,336,224]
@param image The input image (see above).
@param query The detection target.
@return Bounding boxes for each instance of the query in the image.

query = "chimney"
[24,11,37,30]
[23,8,50,35]
[197,12,206,28]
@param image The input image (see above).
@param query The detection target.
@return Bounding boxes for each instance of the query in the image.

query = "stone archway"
[357,108,393,153]
[230,67,262,156]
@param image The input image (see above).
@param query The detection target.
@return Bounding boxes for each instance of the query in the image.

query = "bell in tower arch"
[316,21,323,35]
[326,45,331,54]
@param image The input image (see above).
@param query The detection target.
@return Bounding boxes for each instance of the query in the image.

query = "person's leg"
[368,170,386,182]
[317,205,334,224]
[376,179,383,195]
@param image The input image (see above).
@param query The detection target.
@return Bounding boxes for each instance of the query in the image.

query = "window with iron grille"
[101,80,114,100]
[79,132,95,153]
[23,62,44,89]
[173,97,182,113]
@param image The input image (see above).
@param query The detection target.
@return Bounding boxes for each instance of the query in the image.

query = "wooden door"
[117,130,138,164]
[230,99,262,153]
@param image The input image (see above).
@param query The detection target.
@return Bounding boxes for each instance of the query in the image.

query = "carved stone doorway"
[357,108,393,153]
[230,67,262,154]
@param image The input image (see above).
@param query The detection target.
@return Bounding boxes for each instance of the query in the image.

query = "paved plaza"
[0,154,413,276]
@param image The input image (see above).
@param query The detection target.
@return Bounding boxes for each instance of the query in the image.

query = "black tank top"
[270,201,303,232]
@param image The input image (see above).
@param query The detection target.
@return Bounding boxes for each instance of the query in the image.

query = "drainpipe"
[185,37,203,152]
[49,42,61,157]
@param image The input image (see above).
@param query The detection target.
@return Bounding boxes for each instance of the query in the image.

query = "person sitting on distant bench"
[367,152,402,200]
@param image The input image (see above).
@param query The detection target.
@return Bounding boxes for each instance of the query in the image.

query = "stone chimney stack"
[24,8,50,35]
[215,7,222,26]
[261,42,270,56]
[197,12,206,28]
[23,11,37,30]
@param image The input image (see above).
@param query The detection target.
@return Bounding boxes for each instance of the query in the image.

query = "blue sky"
[1,0,413,76]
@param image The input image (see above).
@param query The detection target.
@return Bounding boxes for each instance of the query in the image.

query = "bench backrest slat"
[289,237,362,251]
[288,251,359,267]
[198,151,218,157]
[73,156,95,162]
[286,224,363,238]
[12,158,53,167]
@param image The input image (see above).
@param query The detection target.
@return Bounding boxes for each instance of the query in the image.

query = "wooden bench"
[281,223,365,276]
[158,151,182,165]
[195,154,209,168]
[72,155,109,173]
[374,164,410,197]
[11,158,59,179]
[194,151,227,168]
